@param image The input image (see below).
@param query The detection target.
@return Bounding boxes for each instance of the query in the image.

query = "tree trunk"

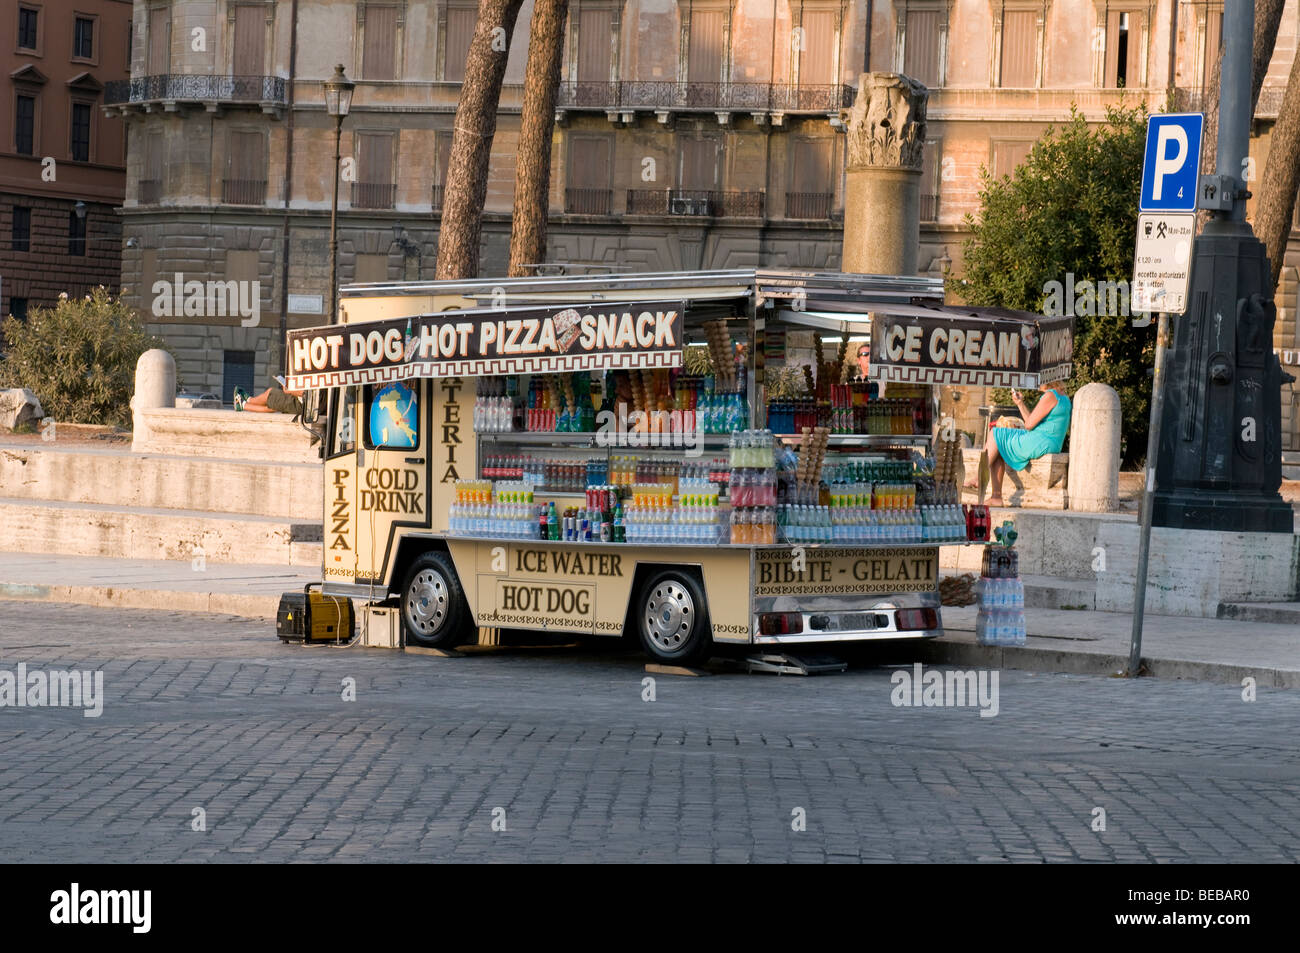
[1196,0,1285,227]
[1255,47,1300,289]
[507,0,568,278]
[435,0,526,280]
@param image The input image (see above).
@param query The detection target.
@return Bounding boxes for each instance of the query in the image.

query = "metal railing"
[104,74,287,106]
[352,182,397,209]
[565,188,613,215]
[557,81,856,113]
[138,178,162,205]
[785,192,832,220]
[221,178,267,206]
[919,192,939,222]
[626,189,764,218]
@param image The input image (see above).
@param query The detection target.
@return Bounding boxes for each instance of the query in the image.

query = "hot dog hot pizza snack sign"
[869,307,1074,389]
[286,300,686,390]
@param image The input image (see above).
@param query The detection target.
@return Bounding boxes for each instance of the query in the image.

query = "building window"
[432,131,451,211]
[999,7,1040,88]
[788,137,833,219]
[687,8,727,84]
[232,5,266,76]
[222,350,256,406]
[148,5,170,74]
[679,135,721,191]
[900,6,943,88]
[70,101,92,161]
[1202,7,1223,90]
[9,297,29,321]
[127,18,133,64]
[69,211,87,256]
[15,94,36,155]
[796,7,837,87]
[443,6,476,81]
[1104,8,1145,88]
[576,7,613,84]
[566,135,613,214]
[12,207,32,253]
[18,7,39,50]
[354,132,396,209]
[74,16,94,59]
[919,139,942,221]
[224,130,267,204]
[362,4,399,80]
[992,139,1033,179]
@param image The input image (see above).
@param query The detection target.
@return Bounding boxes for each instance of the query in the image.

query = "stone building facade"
[108,0,1300,447]
[2,0,130,319]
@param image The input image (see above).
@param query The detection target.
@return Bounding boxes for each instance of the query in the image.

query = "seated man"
[984,382,1072,506]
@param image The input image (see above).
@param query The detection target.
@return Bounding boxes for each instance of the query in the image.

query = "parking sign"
[1139,114,1203,212]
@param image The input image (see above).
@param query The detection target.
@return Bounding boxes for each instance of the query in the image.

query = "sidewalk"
[0,551,1295,688]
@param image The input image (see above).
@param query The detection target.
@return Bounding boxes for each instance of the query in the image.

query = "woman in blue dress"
[985,382,1072,506]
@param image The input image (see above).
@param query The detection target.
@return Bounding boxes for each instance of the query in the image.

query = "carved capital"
[845,72,929,171]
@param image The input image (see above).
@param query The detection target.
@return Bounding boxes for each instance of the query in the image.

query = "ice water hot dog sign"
[286,300,685,390]
[870,310,1073,389]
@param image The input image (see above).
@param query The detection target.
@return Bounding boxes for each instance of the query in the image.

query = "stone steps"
[0,497,321,567]
[0,443,321,520]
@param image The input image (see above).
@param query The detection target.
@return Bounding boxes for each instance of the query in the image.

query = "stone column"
[1066,383,1121,513]
[842,73,929,276]
[131,349,176,452]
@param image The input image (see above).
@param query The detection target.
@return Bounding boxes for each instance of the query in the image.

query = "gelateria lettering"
[440,379,462,483]
[360,468,423,514]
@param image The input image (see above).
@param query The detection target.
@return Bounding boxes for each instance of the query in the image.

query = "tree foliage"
[948,103,1154,465]
[0,288,170,427]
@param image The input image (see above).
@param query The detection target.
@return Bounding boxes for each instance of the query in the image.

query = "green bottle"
[547,500,560,541]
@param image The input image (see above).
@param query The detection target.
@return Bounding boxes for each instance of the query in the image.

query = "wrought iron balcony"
[565,188,613,215]
[352,181,397,210]
[104,74,287,107]
[786,192,833,220]
[626,189,764,218]
[557,81,856,114]
[222,178,267,206]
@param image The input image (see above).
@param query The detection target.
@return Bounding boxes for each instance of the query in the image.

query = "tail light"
[895,608,938,631]
[758,612,804,635]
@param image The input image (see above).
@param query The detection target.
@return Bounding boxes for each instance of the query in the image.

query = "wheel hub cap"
[408,569,448,634]
[644,581,694,653]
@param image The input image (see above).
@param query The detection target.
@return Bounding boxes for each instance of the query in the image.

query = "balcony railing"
[352,182,397,210]
[565,188,613,215]
[920,193,939,223]
[222,178,267,206]
[138,178,162,205]
[104,74,287,106]
[785,192,833,220]
[557,82,856,113]
[626,189,764,218]
[432,183,445,212]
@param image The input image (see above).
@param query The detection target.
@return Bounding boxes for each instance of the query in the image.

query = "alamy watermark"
[1043,273,1151,327]
[152,272,260,327]
[890,662,999,718]
[595,402,704,456]
[0,663,104,717]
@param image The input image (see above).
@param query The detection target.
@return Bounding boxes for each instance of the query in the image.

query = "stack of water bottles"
[976,545,1026,646]
[727,430,777,544]
[448,480,540,539]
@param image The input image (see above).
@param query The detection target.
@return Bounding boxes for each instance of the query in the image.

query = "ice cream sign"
[286,300,685,390]
[870,309,1073,389]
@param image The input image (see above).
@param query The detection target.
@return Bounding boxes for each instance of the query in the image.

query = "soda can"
[579,513,590,540]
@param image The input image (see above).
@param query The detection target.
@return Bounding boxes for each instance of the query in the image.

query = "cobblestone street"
[1,601,1297,863]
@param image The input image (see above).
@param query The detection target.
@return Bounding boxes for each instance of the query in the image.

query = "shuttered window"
[1203,9,1222,89]
[992,140,1032,179]
[225,131,267,204]
[904,10,940,88]
[148,6,169,74]
[788,138,833,218]
[577,9,613,83]
[688,10,725,83]
[679,137,719,191]
[919,139,941,221]
[800,10,836,86]
[1104,10,1144,88]
[567,135,613,213]
[445,7,477,81]
[232,6,265,76]
[432,132,452,209]
[356,132,395,208]
[1000,10,1037,87]
[364,5,398,81]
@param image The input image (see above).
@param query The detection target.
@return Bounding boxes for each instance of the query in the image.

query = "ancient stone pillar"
[131,349,176,452]
[1066,382,1121,513]
[842,73,929,276]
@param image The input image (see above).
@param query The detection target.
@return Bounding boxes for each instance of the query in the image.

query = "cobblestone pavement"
[0,600,1297,863]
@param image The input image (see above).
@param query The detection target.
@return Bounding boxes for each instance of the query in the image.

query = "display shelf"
[476,431,736,449]
[774,433,932,447]
[442,534,976,550]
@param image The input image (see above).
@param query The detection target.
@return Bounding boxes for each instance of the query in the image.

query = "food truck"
[285,270,1072,665]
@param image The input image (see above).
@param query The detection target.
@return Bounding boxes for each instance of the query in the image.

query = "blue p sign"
[1140,114,1203,213]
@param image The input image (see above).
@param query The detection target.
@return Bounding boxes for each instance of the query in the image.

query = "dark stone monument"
[1152,218,1294,532]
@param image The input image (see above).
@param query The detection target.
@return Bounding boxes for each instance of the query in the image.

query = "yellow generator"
[276,584,355,644]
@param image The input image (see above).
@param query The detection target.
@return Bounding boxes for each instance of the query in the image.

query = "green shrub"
[0,288,172,428]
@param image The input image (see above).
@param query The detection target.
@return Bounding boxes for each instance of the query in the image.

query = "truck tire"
[635,570,712,666]
[400,551,473,649]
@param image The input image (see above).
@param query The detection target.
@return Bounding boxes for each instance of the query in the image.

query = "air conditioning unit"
[670,196,710,216]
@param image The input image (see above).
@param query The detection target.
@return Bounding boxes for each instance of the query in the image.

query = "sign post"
[1127,113,1202,677]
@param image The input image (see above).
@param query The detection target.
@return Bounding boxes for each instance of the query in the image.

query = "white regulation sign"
[1131,212,1196,315]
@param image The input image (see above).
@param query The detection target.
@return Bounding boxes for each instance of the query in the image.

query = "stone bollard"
[130,349,176,452]
[1066,382,1121,512]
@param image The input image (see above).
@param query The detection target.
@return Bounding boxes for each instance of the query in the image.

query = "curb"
[916,637,1300,690]
[0,582,281,621]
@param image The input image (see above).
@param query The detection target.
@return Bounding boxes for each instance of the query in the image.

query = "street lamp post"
[322,64,355,320]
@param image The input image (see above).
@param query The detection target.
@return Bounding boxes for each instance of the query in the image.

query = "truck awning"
[285,300,686,391]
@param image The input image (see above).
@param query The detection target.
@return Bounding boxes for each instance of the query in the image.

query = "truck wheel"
[636,570,712,666]
[400,551,472,649]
